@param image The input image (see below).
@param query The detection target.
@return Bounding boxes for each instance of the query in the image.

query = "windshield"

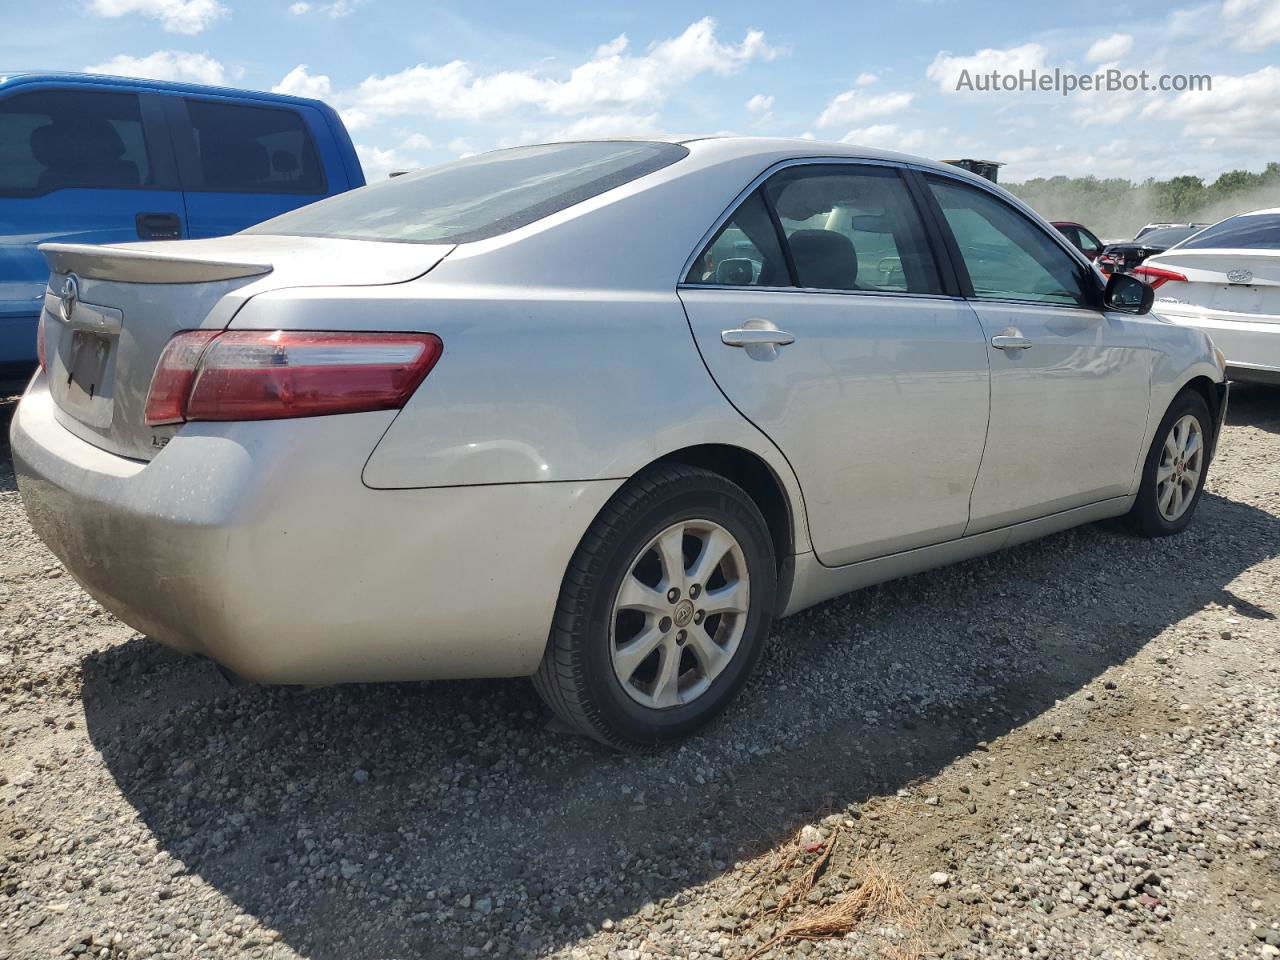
[1176,213,1280,250]
[246,140,688,244]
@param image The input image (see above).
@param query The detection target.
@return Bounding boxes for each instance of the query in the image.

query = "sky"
[2,0,1279,183]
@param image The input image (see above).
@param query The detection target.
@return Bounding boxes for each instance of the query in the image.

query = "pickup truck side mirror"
[1104,272,1155,315]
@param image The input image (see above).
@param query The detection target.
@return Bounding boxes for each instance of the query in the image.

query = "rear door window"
[766,165,943,294]
[0,88,153,194]
[184,99,325,194]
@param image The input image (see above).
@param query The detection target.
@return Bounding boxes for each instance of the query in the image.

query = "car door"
[0,85,184,370]
[922,173,1153,534]
[166,96,332,237]
[679,162,991,567]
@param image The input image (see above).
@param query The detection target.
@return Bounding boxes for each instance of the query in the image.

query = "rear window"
[246,140,689,244]
[1138,226,1202,248]
[185,98,325,194]
[1177,213,1280,250]
[0,88,152,195]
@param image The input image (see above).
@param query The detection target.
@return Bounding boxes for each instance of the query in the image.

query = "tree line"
[1006,163,1280,240]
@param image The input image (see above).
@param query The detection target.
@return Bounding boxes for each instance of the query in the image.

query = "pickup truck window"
[184,98,325,194]
[0,89,153,195]
[247,140,688,244]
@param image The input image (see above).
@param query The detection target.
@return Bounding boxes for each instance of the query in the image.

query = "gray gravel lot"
[1,387,1278,960]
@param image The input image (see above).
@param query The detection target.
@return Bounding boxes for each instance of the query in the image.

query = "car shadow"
[78,478,1280,960]
[1227,382,1280,435]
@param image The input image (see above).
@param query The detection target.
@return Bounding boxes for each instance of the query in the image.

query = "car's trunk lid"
[38,235,453,461]
[1147,249,1280,324]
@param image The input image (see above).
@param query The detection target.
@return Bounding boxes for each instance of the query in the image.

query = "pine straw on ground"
[742,854,925,960]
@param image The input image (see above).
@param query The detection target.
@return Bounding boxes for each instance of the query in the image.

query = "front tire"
[1125,389,1212,538]
[533,464,777,749]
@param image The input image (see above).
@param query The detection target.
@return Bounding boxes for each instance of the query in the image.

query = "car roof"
[0,70,332,110]
[637,135,1000,186]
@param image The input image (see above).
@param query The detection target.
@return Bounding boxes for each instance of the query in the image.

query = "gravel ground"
[1,387,1278,960]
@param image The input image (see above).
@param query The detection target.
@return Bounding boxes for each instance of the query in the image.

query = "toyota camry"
[10,137,1228,747]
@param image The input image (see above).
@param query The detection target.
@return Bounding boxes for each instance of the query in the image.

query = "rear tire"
[1125,389,1212,538]
[533,464,777,749]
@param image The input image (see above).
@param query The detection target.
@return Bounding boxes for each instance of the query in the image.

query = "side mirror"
[1104,272,1155,315]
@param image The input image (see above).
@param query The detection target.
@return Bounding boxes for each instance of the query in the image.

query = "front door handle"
[721,328,796,347]
[136,212,183,240]
[991,335,1033,351]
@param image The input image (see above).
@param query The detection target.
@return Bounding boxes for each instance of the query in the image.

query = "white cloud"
[1221,0,1280,50]
[1069,66,1143,127]
[447,137,475,156]
[1085,32,1134,63]
[745,93,774,114]
[321,0,365,16]
[86,0,226,34]
[345,18,775,122]
[85,50,226,84]
[287,0,366,15]
[840,123,932,152]
[926,42,1048,93]
[816,89,913,128]
[1156,64,1280,141]
[546,112,660,141]
[272,64,332,99]
[855,72,878,87]
[355,144,414,181]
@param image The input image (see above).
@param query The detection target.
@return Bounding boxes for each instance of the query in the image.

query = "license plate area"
[67,329,111,401]
[1209,284,1262,313]
[50,323,119,430]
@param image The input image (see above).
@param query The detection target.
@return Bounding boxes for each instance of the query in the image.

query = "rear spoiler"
[39,243,273,285]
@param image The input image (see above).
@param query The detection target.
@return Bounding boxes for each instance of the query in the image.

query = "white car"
[1136,208,1280,385]
[10,138,1227,748]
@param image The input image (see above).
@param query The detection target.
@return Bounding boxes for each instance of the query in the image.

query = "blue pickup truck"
[0,72,365,392]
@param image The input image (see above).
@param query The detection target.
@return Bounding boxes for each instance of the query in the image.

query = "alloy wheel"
[1155,413,1203,522]
[609,519,750,709]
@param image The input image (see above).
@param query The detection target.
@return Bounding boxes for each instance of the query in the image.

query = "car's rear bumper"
[10,376,622,683]
[1156,310,1280,384]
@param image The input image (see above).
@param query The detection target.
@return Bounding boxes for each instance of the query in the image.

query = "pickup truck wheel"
[533,464,777,749]
[1126,390,1212,538]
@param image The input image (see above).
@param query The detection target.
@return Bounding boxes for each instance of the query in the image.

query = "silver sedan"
[10,138,1228,748]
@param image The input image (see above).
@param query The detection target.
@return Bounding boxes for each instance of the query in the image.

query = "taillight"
[36,311,47,371]
[145,330,442,426]
[1131,265,1188,290]
[144,330,221,425]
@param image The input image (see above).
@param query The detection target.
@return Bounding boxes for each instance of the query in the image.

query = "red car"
[1051,221,1105,261]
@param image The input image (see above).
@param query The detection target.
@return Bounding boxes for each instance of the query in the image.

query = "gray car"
[10,138,1228,748]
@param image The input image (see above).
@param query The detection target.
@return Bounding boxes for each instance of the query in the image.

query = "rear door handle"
[136,212,183,240]
[991,335,1033,351]
[721,328,796,347]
